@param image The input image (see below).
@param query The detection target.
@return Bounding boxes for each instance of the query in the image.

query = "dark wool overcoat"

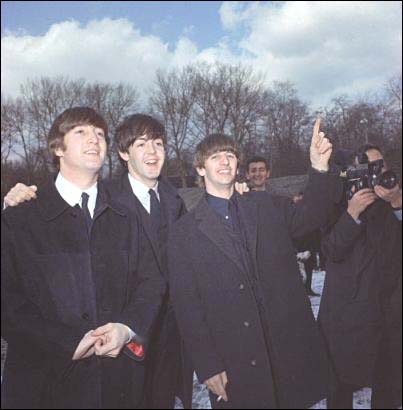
[318,200,402,396]
[1,179,165,409]
[168,170,332,409]
[105,173,193,409]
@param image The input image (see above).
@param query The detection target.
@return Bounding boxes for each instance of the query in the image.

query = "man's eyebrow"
[136,136,164,142]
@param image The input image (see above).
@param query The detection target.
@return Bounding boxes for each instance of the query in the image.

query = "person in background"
[245,156,271,191]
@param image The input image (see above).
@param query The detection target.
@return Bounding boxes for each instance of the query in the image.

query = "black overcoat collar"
[37,175,127,222]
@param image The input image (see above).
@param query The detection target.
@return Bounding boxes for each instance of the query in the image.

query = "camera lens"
[379,170,398,189]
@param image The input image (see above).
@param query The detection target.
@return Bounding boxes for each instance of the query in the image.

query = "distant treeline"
[2,64,401,199]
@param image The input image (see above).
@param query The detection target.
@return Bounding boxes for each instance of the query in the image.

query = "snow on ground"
[175,270,374,409]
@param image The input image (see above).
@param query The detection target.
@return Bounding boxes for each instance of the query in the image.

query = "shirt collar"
[128,173,159,200]
[55,172,98,217]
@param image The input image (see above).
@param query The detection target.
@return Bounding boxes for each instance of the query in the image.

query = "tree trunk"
[180,160,187,188]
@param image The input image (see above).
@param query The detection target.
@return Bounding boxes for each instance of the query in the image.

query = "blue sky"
[1,1,402,108]
[2,1,228,50]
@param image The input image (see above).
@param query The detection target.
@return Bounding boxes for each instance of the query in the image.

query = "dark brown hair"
[356,143,382,164]
[48,107,108,168]
[194,133,241,169]
[246,155,270,172]
[115,114,166,154]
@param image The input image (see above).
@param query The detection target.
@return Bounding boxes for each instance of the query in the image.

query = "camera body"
[334,149,398,200]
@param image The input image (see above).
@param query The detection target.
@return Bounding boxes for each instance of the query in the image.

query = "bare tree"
[192,64,265,146]
[1,95,16,166]
[3,71,401,191]
[225,65,265,148]
[1,76,140,191]
[19,77,87,173]
[261,81,311,176]
[3,96,40,181]
[383,76,402,150]
[323,88,402,153]
[84,82,139,178]
[149,63,266,185]
[386,76,402,110]
[1,93,57,200]
[150,67,198,187]
[191,64,231,139]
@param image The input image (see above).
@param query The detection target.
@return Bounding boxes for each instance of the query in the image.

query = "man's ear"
[119,151,129,162]
[267,170,271,179]
[196,166,206,177]
[54,147,64,158]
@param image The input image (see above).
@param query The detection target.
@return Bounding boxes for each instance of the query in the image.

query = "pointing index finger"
[312,118,321,144]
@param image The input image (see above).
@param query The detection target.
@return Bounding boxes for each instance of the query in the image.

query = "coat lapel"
[116,174,163,271]
[236,194,258,263]
[158,177,185,227]
[194,197,245,274]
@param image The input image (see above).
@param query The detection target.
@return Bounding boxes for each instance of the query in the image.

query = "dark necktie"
[149,188,162,236]
[81,192,92,232]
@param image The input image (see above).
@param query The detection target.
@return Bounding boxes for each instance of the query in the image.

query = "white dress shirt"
[55,173,97,217]
[127,173,160,214]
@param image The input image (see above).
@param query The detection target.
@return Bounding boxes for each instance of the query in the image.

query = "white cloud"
[171,37,199,67]
[219,1,262,31]
[2,2,402,108]
[0,17,242,103]
[1,18,197,102]
[219,1,246,31]
[219,1,402,106]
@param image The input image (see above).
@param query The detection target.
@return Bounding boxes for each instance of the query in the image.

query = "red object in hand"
[126,342,144,359]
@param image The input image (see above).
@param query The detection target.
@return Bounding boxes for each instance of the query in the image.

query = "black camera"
[333,149,398,200]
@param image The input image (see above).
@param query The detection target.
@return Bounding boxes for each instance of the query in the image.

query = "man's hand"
[347,188,378,221]
[72,331,105,361]
[234,182,250,195]
[374,185,402,208]
[204,371,228,402]
[91,323,131,358]
[310,118,332,172]
[4,183,37,207]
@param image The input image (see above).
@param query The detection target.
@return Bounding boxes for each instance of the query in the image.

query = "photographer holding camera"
[318,144,402,409]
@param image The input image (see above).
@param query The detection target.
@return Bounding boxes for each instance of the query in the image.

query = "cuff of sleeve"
[310,166,329,175]
[343,211,364,232]
[123,325,136,344]
[197,364,227,386]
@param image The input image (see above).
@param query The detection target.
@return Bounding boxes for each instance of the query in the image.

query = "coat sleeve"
[1,214,83,361]
[277,169,340,240]
[321,210,364,262]
[118,221,165,350]
[168,226,226,383]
